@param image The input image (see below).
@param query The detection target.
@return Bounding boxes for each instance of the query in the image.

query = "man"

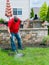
[33,14,38,20]
[8,16,22,52]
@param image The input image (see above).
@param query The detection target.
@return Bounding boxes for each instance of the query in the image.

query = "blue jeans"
[10,32,22,51]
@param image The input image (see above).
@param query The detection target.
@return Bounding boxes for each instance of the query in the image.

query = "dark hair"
[14,16,18,22]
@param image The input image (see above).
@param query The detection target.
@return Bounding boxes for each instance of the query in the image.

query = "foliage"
[0,18,4,23]
[30,8,34,18]
[46,6,49,34]
[48,26,49,35]
[42,35,49,44]
[39,2,48,21]
[46,6,49,22]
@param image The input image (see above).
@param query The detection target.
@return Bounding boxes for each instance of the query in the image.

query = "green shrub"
[42,35,49,44]
[39,2,48,21]
[0,18,4,23]
[30,8,34,18]
[46,6,49,22]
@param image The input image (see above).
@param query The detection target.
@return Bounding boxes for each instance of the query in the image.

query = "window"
[13,8,17,15]
[13,8,22,15]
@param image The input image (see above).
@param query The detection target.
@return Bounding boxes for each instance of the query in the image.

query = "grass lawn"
[0,47,49,65]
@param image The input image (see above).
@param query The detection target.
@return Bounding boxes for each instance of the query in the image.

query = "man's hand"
[9,34,11,38]
[8,27,11,38]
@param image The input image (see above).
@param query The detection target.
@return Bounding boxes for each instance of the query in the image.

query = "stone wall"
[0,26,48,48]
[23,20,43,28]
[20,28,48,43]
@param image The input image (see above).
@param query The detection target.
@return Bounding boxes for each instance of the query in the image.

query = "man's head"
[35,14,37,18]
[14,16,18,22]
[33,14,38,20]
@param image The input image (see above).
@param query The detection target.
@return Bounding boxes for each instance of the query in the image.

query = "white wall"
[11,0,30,21]
[0,0,30,21]
[0,0,7,20]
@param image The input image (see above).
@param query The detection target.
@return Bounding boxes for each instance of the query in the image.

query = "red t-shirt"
[8,18,21,33]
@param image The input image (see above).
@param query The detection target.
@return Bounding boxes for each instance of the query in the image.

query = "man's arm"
[8,27,10,34]
[8,27,11,37]
[20,20,22,23]
[8,19,12,37]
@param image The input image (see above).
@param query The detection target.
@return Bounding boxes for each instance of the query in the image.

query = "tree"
[30,8,34,18]
[39,2,48,21]
[46,6,49,35]
[46,6,49,22]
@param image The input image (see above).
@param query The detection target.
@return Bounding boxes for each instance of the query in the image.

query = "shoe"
[8,50,18,56]
[18,47,23,50]
[8,52,15,56]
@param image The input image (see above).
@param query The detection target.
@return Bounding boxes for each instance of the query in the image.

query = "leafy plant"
[42,35,49,45]
[46,6,49,22]
[0,18,4,23]
[30,8,34,18]
[39,2,48,21]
